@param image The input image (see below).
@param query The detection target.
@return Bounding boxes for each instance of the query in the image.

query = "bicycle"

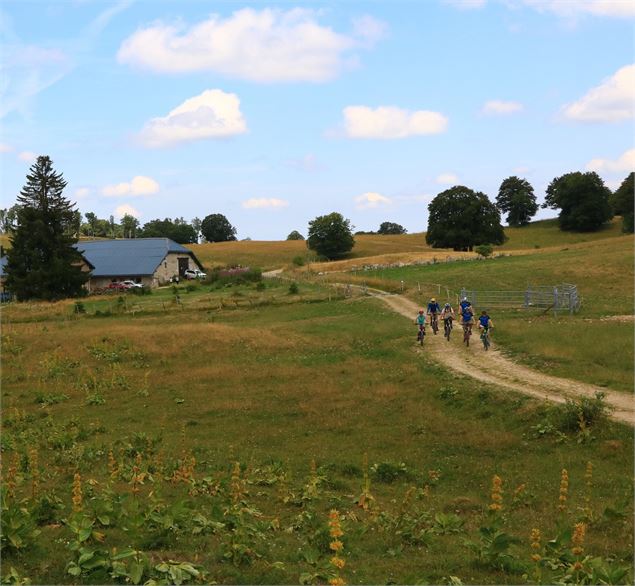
[480,326,491,351]
[429,313,439,335]
[443,316,453,341]
[462,321,472,347]
[417,324,426,346]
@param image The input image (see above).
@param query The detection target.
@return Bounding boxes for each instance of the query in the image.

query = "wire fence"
[459,283,581,314]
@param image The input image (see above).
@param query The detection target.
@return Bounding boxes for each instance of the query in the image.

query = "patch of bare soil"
[370,290,634,426]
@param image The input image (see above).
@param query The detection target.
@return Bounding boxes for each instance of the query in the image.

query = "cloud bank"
[102,176,159,197]
[118,8,385,82]
[138,89,247,148]
[562,64,634,122]
[586,149,635,173]
[343,106,448,139]
[242,198,289,209]
[355,192,392,209]
[482,100,524,115]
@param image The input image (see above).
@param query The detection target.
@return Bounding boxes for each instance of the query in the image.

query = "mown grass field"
[1,286,633,584]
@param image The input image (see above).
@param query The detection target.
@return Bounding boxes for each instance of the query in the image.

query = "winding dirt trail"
[370,290,635,426]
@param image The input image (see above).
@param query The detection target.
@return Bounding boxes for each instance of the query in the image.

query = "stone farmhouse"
[78,238,204,290]
[0,238,204,294]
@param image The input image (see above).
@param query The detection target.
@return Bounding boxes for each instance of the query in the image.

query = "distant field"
[189,218,628,270]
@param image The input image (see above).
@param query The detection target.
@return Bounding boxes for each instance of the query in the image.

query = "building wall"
[153,252,195,286]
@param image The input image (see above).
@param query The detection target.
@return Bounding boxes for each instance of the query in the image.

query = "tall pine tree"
[5,156,89,300]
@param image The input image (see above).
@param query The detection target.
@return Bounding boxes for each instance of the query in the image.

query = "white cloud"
[138,89,247,148]
[242,198,289,209]
[562,64,635,122]
[114,204,141,219]
[102,176,159,197]
[443,0,487,9]
[18,151,36,162]
[523,0,635,18]
[436,173,459,184]
[355,192,392,210]
[513,166,531,175]
[586,149,635,173]
[75,187,91,199]
[351,15,388,46]
[0,143,13,153]
[482,100,524,115]
[118,8,384,82]
[342,106,448,139]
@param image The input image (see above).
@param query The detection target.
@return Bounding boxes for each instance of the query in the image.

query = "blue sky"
[1,0,633,239]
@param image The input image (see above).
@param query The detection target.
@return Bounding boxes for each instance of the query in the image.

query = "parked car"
[184,269,207,280]
[122,280,143,289]
[106,282,127,291]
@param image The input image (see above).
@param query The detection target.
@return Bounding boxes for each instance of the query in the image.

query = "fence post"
[524,288,530,309]
[553,287,558,317]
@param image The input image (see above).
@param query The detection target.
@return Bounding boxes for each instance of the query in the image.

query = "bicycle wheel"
[481,331,490,350]
[419,327,425,346]
[432,316,438,334]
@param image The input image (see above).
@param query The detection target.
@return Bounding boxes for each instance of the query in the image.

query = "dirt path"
[370,290,635,426]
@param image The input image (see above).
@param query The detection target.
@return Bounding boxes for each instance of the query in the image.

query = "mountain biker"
[441,302,454,320]
[427,298,441,334]
[478,311,493,332]
[415,309,426,341]
[460,298,474,330]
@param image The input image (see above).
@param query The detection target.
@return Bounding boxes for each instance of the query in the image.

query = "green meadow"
[1,221,634,585]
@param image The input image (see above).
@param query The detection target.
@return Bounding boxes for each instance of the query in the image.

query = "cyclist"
[478,311,493,350]
[427,297,441,334]
[415,309,426,342]
[478,311,493,331]
[441,302,454,338]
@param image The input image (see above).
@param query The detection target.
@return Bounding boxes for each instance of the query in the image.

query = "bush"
[256,282,266,291]
[475,244,493,258]
[292,256,305,267]
[288,282,299,295]
[73,301,86,314]
[209,267,262,287]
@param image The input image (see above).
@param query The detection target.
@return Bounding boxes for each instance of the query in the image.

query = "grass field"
[1,219,633,585]
[1,288,633,584]
[321,235,634,393]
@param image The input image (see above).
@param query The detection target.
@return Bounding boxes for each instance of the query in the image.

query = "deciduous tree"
[378,222,407,235]
[610,172,634,233]
[496,176,538,227]
[543,171,612,232]
[426,186,505,251]
[306,212,354,259]
[286,230,305,240]
[201,213,237,242]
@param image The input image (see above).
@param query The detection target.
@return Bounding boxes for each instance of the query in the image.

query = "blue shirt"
[427,302,441,313]
[479,315,490,328]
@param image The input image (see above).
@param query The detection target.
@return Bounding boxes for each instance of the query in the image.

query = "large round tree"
[543,171,612,232]
[306,212,354,259]
[426,186,505,251]
[610,172,634,233]
[201,213,237,242]
[496,176,538,227]
[5,156,89,300]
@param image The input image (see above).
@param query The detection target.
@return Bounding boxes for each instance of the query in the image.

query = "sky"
[1,0,633,240]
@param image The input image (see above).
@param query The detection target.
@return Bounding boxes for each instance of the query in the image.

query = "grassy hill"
[188,218,627,271]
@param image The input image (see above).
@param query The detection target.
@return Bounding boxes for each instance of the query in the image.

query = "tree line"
[2,156,632,301]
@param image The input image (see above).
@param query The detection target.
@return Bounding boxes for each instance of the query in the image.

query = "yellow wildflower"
[558,469,568,512]
[328,578,345,586]
[572,522,586,556]
[330,556,346,569]
[489,474,503,511]
[72,472,83,512]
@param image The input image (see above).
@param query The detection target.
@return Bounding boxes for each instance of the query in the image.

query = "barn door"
[178,257,189,276]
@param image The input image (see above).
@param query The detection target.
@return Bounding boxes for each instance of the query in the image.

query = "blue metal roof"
[76,238,200,277]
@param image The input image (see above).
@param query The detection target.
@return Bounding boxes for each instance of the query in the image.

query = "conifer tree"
[5,156,89,300]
